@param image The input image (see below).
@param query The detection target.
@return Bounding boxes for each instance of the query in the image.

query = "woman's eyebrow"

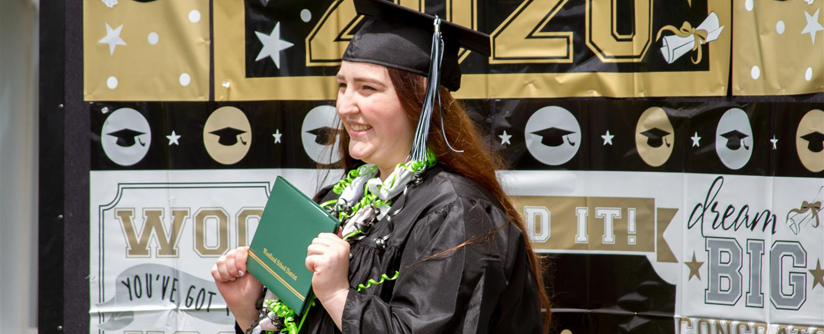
[352,76,386,87]
[336,73,386,87]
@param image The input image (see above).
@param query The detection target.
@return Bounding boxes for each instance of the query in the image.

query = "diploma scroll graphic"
[659,12,724,64]
[787,187,823,235]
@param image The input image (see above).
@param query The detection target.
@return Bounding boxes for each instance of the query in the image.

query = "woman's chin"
[347,145,372,162]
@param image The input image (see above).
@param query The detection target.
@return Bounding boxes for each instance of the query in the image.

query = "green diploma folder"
[246,176,340,315]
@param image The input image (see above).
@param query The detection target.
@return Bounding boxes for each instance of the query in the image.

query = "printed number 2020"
[306,0,653,66]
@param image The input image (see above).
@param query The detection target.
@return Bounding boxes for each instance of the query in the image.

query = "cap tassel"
[410,16,462,162]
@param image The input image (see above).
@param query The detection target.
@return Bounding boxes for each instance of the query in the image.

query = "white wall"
[0,0,40,332]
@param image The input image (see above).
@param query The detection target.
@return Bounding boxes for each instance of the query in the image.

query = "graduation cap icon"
[210,127,248,146]
[801,131,824,153]
[307,127,339,145]
[107,128,146,147]
[531,127,576,147]
[720,130,750,150]
[639,128,672,148]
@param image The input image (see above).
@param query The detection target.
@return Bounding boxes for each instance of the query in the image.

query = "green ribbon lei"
[262,150,436,333]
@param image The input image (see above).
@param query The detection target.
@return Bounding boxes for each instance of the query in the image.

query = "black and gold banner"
[79,0,824,333]
[91,101,824,178]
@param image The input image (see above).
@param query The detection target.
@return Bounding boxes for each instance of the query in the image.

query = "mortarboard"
[801,131,824,153]
[531,127,576,147]
[640,128,671,148]
[720,130,749,150]
[307,127,339,145]
[210,127,248,146]
[107,128,146,147]
[345,0,490,92]
[345,0,491,161]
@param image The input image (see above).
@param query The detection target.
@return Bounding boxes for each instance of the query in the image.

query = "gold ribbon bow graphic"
[656,22,709,64]
[786,201,822,228]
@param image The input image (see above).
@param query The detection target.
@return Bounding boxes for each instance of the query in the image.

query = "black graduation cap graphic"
[720,130,750,150]
[307,127,339,145]
[640,128,671,148]
[210,127,248,146]
[531,127,576,147]
[801,131,824,153]
[107,128,146,147]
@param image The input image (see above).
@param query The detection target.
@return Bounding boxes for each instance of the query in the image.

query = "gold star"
[685,252,704,281]
[810,260,824,290]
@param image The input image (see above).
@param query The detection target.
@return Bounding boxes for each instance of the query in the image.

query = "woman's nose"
[337,93,358,117]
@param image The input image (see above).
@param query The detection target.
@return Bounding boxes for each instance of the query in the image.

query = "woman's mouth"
[349,123,372,135]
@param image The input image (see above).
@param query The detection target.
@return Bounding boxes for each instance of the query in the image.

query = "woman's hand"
[212,246,262,332]
[305,232,350,330]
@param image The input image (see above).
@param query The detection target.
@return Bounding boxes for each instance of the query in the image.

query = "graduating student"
[212,0,550,332]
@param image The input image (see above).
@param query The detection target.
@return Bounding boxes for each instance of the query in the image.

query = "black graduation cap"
[640,128,671,148]
[107,128,146,147]
[801,131,824,153]
[720,130,749,150]
[343,0,491,92]
[210,127,247,146]
[307,127,339,145]
[531,127,576,147]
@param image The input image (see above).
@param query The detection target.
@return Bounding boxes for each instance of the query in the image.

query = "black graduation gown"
[238,166,543,334]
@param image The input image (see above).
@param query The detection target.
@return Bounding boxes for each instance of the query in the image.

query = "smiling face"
[336,61,415,177]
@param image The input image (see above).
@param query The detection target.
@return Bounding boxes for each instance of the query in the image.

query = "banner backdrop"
[81,0,824,333]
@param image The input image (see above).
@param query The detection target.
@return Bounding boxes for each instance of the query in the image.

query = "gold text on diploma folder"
[248,249,304,301]
[264,247,298,281]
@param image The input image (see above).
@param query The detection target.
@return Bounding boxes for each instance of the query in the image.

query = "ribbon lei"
[656,22,709,64]
[787,201,822,228]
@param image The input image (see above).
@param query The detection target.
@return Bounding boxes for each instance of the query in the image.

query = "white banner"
[499,171,824,330]
[90,169,824,332]
[89,169,339,334]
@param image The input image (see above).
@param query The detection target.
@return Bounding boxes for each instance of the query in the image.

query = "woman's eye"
[338,83,347,91]
[362,85,376,91]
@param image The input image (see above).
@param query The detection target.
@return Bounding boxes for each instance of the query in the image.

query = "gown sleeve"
[340,196,543,334]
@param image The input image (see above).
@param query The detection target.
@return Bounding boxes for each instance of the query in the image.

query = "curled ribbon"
[357,271,400,292]
[656,22,709,64]
[786,201,822,228]
[263,298,316,334]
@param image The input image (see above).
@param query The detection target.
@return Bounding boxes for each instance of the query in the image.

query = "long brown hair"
[328,67,551,331]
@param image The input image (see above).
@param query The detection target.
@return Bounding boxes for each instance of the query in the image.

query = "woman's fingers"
[307,243,329,256]
[225,249,239,277]
[211,247,253,284]
[211,264,221,282]
[215,256,234,282]
[305,254,320,273]
[312,235,338,247]
[236,246,248,276]
[318,233,344,242]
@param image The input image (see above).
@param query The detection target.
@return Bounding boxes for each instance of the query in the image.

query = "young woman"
[212,1,550,333]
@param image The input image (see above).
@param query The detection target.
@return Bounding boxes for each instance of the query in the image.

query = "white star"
[499,130,512,145]
[98,23,127,56]
[770,135,778,150]
[255,22,294,69]
[802,9,824,44]
[273,129,282,144]
[691,132,701,147]
[166,131,181,146]
[601,130,614,146]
